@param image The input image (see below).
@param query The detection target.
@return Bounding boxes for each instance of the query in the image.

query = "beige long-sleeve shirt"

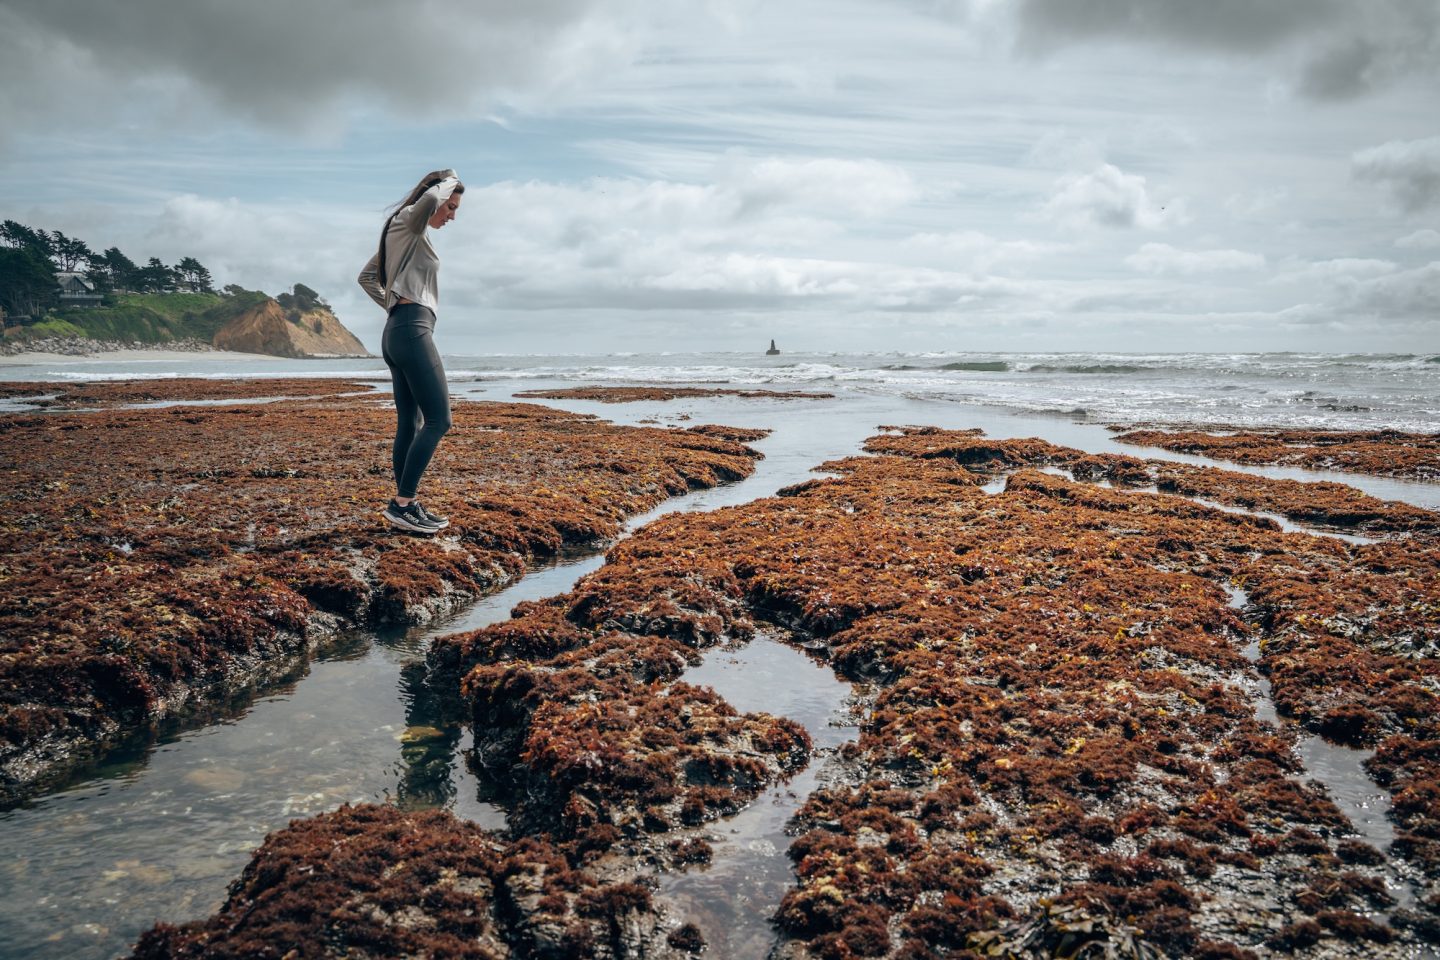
[358,175,459,313]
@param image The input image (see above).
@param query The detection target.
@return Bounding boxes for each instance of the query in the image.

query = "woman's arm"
[394,172,460,233]
[357,252,387,309]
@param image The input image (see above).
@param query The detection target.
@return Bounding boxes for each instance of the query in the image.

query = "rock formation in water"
[1116,427,1440,481]
[148,423,1440,958]
[212,299,370,358]
[0,380,765,801]
[515,385,833,403]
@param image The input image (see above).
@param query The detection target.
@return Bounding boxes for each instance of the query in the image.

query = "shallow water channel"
[0,388,896,960]
[2,385,1435,960]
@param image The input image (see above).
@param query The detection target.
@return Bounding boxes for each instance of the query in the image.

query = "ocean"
[3,349,1439,433]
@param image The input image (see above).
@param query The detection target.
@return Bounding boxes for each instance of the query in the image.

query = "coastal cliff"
[1,286,371,360]
[212,299,369,358]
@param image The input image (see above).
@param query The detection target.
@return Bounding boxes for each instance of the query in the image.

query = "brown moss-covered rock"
[1115,427,1440,481]
[438,572,812,851]
[105,422,1440,957]
[514,386,833,403]
[0,376,376,408]
[868,428,1437,534]
[130,804,691,959]
[440,425,1435,957]
[1,381,764,802]
[1147,462,1436,533]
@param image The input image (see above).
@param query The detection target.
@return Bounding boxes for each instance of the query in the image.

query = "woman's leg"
[382,326,421,495]
[389,323,451,499]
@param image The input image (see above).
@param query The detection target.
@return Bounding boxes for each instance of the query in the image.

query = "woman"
[358,169,465,534]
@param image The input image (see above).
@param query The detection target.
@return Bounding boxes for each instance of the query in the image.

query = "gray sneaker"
[413,501,450,529]
[384,499,440,534]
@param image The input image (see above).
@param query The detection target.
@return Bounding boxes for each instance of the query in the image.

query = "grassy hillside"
[20,290,272,344]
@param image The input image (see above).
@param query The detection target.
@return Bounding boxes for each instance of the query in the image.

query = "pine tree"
[0,220,49,255]
[102,247,140,292]
[137,257,177,293]
[0,247,58,318]
[48,231,94,272]
[176,256,215,293]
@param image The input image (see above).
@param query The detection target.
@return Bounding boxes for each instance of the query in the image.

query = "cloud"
[0,0,666,139]
[717,154,919,218]
[1294,4,1440,99]
[1124,243,1265,275]
[1015,0,1342,54]
[1013,0,1440,100]
[905,230,1069,273]
[452,163,1014,313]
[1224,188,1290,220]
[1271,257,1398,286]
[1041,164,1182,230]
[144,194,373,296]
[1323,261,1440,320]
[1264,256,1437,324]
[1396,228,1440,250]
[1352,137,1440,212]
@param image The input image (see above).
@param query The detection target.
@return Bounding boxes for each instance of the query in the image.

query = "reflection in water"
[393,661,465,811]
[662,635,862,960]
[0,631,505,960]
[1236,597,1418,913]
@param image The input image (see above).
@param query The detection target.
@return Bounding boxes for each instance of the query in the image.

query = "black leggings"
[382,304,451,499]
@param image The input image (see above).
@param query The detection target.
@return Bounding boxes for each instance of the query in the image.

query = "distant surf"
[4,350,1437,433]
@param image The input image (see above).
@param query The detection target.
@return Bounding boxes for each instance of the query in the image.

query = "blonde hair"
[375,170,465,287]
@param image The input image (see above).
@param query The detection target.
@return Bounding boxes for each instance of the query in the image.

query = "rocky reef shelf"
[1,379,765,804]
[1114,427,1440,482]
[5,380,1440,959]
[1,377,865,960]
[514,386,835,404]
[128,423,1440,958]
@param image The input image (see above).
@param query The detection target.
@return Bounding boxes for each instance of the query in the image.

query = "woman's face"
[429,191,462,229]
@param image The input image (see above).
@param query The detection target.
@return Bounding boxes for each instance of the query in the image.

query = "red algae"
[459,426,1436,956]
[436,556,813,850]
[514,385,834,403]
[1,380,763,802]
[128,423,1440,958]
[0,376,377,408]
[1115,427,1440,481]
[129,804,696,959]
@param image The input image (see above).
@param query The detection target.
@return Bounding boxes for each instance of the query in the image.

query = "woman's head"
[428,186,462,229]
[377,169,466,285]
[395,169,466,218]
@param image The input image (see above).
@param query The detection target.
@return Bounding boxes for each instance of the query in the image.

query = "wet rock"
[181,767,246,793]
[1114,427,1440,481]
[1,382,764,804]
[0,376,376,409]
[477,426,1434,957]
[101,423,1440,957]
[129,805,694,959]
[513,386,833,403]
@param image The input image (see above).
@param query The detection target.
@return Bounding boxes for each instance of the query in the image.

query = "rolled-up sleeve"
[357,251,386,309]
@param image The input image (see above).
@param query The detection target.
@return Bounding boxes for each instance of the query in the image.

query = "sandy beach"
[0,347,280,365]
[2,374,1438,959]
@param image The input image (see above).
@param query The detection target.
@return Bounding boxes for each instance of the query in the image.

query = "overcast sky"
[2,0,1437,354]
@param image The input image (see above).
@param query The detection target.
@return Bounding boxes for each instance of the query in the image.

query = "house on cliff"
[56,272,102,308]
